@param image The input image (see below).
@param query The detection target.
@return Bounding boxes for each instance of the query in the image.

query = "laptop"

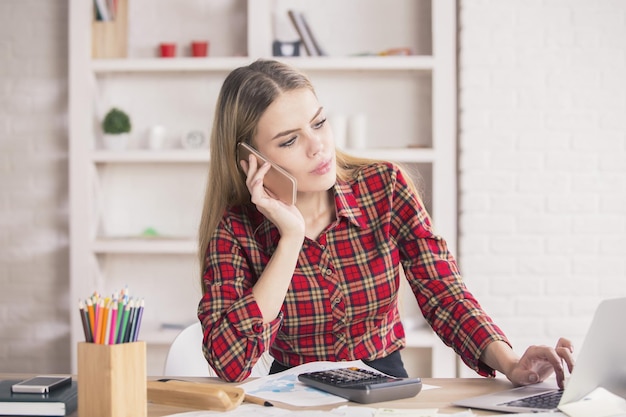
[454,297,626,413]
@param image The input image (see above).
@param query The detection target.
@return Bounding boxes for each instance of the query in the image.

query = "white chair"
[163,322,273,377]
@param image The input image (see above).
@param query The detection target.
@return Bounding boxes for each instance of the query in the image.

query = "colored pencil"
[79,300,92,342]
[132,299,144,342]
[124,299,137,343]
[117,302,131,344]
[86,298,95,340]
[95,298,105,344]
[108,302,118,345]
[101,299,111,345]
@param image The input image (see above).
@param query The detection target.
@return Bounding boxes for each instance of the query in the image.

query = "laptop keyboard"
[500,390,563,409]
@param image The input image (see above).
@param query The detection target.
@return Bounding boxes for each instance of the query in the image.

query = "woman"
[197,59,574,384]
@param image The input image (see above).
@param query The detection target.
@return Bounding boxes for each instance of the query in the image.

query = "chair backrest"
[162,322,273,377]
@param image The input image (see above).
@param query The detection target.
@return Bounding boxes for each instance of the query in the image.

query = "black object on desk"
[0,379,77,416]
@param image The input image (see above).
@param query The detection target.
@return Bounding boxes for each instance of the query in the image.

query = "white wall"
[0,0,71,372]
[458,0,626,375]
[1,0,625,375]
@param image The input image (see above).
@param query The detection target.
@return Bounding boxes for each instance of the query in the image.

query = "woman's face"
[253,88,336,194]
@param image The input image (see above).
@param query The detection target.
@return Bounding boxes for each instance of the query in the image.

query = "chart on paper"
[240,361,373,406]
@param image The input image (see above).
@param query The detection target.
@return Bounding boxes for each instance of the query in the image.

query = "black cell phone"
[11,375,72,394]
[237,142,297,205]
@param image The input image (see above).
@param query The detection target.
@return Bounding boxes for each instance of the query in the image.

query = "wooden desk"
[2,374,513,416]
[119,377,513,416]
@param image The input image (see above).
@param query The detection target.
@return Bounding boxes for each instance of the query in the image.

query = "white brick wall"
[459,0,626,375]
[0,0,70,372]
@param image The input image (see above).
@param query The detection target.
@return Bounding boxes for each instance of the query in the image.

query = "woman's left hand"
[507,337,575,389]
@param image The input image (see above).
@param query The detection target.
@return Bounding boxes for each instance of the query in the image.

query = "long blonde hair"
[198,59,422,289]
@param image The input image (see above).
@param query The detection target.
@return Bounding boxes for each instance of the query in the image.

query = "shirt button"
[324,268,333,276]
[332,297,341,305]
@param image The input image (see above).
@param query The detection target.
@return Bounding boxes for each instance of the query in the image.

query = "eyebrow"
[271,107,324,140]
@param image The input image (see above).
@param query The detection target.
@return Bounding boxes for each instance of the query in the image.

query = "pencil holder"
[77,341,147,417]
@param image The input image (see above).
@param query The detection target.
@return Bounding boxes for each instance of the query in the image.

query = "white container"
[102,133,128,151]
[147,125,166,150]
[330,114,347,149]
[348,114,367,149]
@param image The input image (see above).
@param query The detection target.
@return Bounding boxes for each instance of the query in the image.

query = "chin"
[301,172,336,193]
[322,172,337,190]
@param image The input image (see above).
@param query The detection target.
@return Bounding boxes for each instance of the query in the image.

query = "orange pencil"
[100,298,111,344]
[94,298,103,344]
[104,299,112,345]
[96,299,107,344]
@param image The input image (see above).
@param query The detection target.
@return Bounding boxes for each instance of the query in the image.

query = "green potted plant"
[102,107,132,150]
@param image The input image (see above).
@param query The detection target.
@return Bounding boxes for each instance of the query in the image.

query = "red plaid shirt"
[198,162,509,381]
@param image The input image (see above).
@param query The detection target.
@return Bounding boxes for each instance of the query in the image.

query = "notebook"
[454,296,626,413]
[0,379,78,416]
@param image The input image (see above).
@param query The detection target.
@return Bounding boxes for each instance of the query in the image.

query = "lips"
[311,157,333,175]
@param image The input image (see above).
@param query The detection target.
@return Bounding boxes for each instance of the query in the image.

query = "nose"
[305,130,324,158]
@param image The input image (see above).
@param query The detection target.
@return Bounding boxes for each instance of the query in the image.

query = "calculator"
[297,367,422,404]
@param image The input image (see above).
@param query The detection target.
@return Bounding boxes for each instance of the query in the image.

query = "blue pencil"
[132,299,145,342]
[124,299,138,343]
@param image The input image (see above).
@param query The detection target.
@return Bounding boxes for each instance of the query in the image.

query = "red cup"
[191,41,209,57]
[159,43,177,58]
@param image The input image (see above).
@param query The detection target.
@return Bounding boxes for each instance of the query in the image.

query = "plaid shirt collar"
[334,178,368,229]
[248,179,368,254]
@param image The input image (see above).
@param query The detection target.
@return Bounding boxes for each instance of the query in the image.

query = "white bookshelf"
[69,0,457,377]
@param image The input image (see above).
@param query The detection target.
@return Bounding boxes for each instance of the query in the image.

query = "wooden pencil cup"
[78,341,147,417]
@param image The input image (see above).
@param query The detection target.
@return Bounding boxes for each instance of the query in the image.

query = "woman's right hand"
[241,155,305,240]
[242,155,305,324]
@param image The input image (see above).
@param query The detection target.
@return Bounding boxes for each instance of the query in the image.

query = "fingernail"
[529,374,538,383]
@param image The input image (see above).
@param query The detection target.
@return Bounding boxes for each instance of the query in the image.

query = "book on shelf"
[287,10,326,56]
[93,0,111,21]
[299,12,326,56]
[0,379,77,416]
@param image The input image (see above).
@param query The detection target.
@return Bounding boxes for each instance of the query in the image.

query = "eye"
[313,118,327,129]
[280,136,297,148]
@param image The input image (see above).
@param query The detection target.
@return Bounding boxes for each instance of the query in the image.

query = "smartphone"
[11,375,72,394]
[237,142,297,205]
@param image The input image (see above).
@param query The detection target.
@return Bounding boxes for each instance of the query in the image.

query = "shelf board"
[91,150,210,163]
[143,326,439,348]
[280,56,434,71]
[90,148,434,164]
[348,148,435,163]
[141,326,437,347]
[404,327,438,348]
[92,56,434,73]
[92,57,251,73]
[92,238,197,254]
[141,326,188,346]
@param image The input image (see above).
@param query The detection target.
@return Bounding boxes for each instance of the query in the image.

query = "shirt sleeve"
[389,165,510,377]
[197,217,282,382]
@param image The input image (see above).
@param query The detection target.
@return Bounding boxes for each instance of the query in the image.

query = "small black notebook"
[0,379,78,416]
